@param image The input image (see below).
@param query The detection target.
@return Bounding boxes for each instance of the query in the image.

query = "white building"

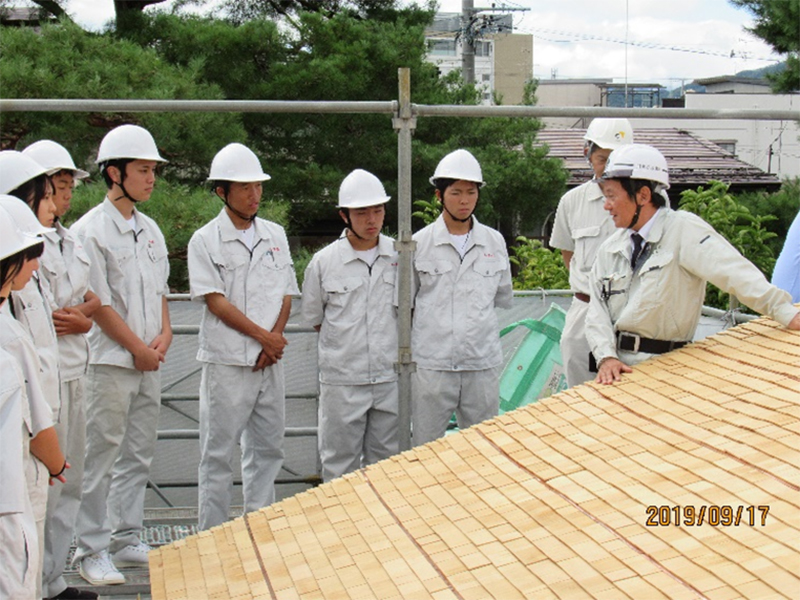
[425,13,533,106]
[632,87,800,180]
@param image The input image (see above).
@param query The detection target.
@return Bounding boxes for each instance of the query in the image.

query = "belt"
[617,332,688,354]
[574,293,590,303]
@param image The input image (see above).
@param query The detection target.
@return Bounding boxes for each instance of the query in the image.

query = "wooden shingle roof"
[537,128,782,194]
[150,316,800,599]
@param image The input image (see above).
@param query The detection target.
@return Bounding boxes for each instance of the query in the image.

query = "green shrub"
[509,237,569,291]
[679,180,777,310]
[737,177,800,256]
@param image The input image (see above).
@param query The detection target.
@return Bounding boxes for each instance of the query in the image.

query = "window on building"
[428,39,457,56]
[475,41,492,57]
[714,140,736,156]
[482,73,491,82]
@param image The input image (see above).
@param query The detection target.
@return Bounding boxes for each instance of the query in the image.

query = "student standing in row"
[587,144,800,384]
[301,169,399,482]
[411,149,513,445]
[71,125,172,586]
[0,197,67,600]
[23,140,101,600]
[550,119,633,387]
[0,207,42,600]
[188,143,298,530]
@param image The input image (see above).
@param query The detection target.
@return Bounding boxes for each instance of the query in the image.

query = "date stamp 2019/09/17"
[645,505,770,527]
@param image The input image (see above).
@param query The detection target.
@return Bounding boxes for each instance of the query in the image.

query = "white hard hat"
[337,169,390,209]
[602,144,670,189]
[584,118,634,151]
[96,124,166,164]
[429,149,484,187]
[0,195,54,236]
[23,140,90,179]
[208,143,271,183]
[0,150,51,195]
[0,202,43,262]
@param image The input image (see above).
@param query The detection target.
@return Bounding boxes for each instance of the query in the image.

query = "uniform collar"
[635,207,669,244]
[608,207,671,257]
[587,179,605,202]
[432,214,488,247]
[338,229,393,263]
[217,208,271,244]
[102,196,140,235]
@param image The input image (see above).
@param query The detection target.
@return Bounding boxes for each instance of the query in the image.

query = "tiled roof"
[537,128,782,191]
[150,316,800,599]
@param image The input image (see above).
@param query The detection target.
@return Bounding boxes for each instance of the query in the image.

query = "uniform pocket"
[574,225,602,272]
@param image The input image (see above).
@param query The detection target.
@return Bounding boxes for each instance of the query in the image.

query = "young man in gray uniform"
[71,124,172,586]
[301,169,399,482]
[188,143,298,530]
[587,144,800,384]
[411,149,513,445]
[550,118,633,387]
[23,140,101,600]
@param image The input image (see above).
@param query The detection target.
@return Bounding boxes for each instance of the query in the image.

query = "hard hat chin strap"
[111,180,146,204]
[220,192,257,223]
[341,211,366,241]
[628,200,643,230]
[443,203,474,223]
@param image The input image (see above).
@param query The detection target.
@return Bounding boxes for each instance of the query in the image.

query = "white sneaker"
[111,541,153,568]
[79,551,126,585]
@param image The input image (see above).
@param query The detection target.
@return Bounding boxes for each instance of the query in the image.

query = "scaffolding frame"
[2,68,794,462]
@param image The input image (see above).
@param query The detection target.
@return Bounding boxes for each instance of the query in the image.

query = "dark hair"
[619,179,667,208]
[100,159,132,189]
[8,174,51,216]
[433,177,480,199]
[211,180,232,198]
[0,242,44,291]
[51,168,75,179]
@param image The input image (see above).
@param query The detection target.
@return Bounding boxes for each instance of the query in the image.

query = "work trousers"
[198,362,285,531]
[43,377,87,598]
[561,296,595,388]
[412,366,501,446]
[25,454,48,599]
[319,381,399,482]
[74,365,160,561]
[0,510,38,600]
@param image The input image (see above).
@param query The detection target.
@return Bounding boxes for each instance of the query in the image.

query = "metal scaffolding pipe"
[157,427,317,440]
[0,98,397,114]
[170,323,314,335]
[161,393,317,402]
[394,68,417,452]
[413,104,800,121]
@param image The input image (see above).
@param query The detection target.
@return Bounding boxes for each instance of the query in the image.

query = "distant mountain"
[664,61,786,97]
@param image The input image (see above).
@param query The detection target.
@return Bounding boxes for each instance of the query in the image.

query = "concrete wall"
[491,33,533,105]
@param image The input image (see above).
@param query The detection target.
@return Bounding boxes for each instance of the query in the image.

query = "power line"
[519,26,779,62]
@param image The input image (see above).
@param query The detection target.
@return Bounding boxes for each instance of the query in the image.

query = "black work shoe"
[47,587,100,600]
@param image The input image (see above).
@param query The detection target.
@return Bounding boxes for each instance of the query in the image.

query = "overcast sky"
[63,0,783,88]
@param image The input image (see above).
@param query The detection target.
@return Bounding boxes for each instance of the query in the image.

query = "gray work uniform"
[301,232,399,482]
[0,348,38,600]
[549,180,616,387]
[10,273,60,418]
[1,308,55,599]
[39,223,93,598]
[71,197,169,560]
[586,208,799,367]
[411,215,513,445]
[188,209,299,530]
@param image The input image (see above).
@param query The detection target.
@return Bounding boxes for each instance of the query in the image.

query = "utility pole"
[460,2,530,86]
[462,0,476,84]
